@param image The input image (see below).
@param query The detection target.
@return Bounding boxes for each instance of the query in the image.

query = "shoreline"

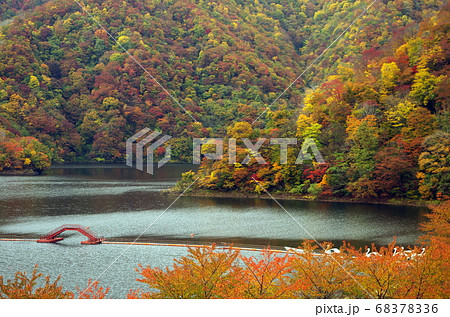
[168,189,435,208]
[1,162,435,208]
[0,169,40,176]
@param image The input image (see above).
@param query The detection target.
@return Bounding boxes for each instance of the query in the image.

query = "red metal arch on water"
[37,224,103,245]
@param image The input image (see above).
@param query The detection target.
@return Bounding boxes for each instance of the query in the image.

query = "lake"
[0,164,429,298]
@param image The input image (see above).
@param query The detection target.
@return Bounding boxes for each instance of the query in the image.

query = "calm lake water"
[0,164,429,298]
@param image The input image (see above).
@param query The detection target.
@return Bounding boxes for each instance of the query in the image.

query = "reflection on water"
[0,164,430,298]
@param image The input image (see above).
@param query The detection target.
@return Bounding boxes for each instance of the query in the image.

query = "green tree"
[410,67,444,106]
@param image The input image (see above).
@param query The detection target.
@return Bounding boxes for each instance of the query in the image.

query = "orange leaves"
[76,279,110,299]
[343,239,450,299]
[135,245,240,299]
[0,266,111,299]
[289,241,357,299]
[133,238,449,299]
[237,251,295,299]
[347,242,413,299]
[0,265,72,299]
[416,201,450,298]
[421,201,450,244]
[0,130,51,172]
[134,243,345,299]
[4,202,449,300]
[134,245,296,299]
[2,141,22,153]
[2,234,448,299]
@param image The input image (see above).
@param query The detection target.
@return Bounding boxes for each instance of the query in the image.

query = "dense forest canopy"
[0,0,448,200]
[0,0,48,21]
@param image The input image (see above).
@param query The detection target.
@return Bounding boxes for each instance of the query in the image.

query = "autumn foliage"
[0,265,109,299]
[131,237,449,299]
[1,202,448,299]
[0,128,52,173]
[130,246,297,299]
[0,265,72,299]
[187,2,450,201]
[129,202,449,299]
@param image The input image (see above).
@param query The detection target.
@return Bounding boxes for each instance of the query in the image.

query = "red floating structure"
[37,224,103,245]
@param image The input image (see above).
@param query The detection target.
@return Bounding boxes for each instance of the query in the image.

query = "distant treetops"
[0,0,449,196]
[0,128,51,174]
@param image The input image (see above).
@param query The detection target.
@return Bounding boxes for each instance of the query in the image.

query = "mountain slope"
[186,2,449,201]
[0,0,446,164]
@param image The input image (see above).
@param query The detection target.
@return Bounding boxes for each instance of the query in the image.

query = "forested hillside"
[0,0,448,199]
[0,0,48,21]
[178,1,450,201]
[295,5,450,201]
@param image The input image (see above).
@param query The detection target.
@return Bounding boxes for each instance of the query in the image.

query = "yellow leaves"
[296,114,322,140]
[253,180,269,194]
[201,142,217,154]
[23,158,31,166]
[326,74,341,82]
[209,170,218,181]
[192,121,203,130]
[346,114,378,141]
[296,114,311,130]
[273,31,283,39]
[101,97,120,110]
[0,101,17,115]
[318,174,328,187]
[416,172,426,180]
[28,76,40,89]
[62,18,73,27]
[267,92,277,101]
[329,2,338,11]
[380,62,401,92]
[345,114,360,140]
[109,52,125,63]
[227,121,253,139]
[117,35,130,46]
[272,162,281,172]
[405,37,424,65]
[41,75,51,85]
[395,43,408,58]
[0,87,6,100]
[386,100,416,128]
[313,10,326,20]
[303,90,317,114]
